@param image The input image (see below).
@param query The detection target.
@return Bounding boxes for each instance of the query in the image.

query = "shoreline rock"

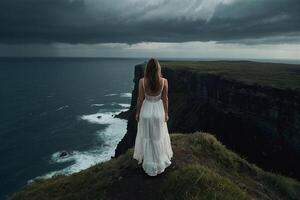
[114,110,131,120]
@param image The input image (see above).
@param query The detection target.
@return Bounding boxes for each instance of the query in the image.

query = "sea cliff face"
[115,62,300,179]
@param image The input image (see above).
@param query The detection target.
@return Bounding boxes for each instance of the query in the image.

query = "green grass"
[9,132,300,200]
[161,164,251,200]
[154,60,300,90]
[164,133,300,200]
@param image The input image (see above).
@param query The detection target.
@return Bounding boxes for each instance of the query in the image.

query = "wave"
[90,103,105,107]
[118,103,130,108]
[31,105,128,181]
[31,149,111,180]
[91,103,130,109]
[120,93,132,98]
[110,102,130,108]
[80,110,126,125]
[55,105,69,111]
[104,93,118,96]
[105,93,131,98]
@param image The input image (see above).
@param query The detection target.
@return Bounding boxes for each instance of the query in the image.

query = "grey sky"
[0,0,299,58]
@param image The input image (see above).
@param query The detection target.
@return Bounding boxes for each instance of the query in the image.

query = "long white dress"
[133,78,173,176]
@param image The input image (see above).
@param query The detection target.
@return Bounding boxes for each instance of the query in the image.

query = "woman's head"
[144,58,162,92]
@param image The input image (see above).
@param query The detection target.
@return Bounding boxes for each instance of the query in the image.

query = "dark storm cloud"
[0,0,299,44]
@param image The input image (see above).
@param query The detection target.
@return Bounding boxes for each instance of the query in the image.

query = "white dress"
[133,78,173,176]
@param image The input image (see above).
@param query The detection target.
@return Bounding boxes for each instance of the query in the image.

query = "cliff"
[115,61,300,180]
[9,132,300,200]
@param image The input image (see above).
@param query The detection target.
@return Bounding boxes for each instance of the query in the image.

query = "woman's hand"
[165,113,169,122]
[135,112,140,122]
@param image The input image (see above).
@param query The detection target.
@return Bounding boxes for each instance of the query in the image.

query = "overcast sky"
[0,0,299,59]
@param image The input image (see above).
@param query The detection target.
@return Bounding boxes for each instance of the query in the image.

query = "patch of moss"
[263,172,300,200]
[161,164,251,200]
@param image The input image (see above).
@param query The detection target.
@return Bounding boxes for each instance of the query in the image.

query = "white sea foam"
[104,93,118,96]
[56,105,69,111]
[80,112,115,124]
[105,92,131,97]
[120,92,132,98]
[118,103,130,108]
[90,103,105,107]
[32,149,110,180]
[110,102,130,108]
[90,103,129,108]
[31,105,129,182]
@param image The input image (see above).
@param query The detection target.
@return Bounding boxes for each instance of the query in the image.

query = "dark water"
[0,57,145,199]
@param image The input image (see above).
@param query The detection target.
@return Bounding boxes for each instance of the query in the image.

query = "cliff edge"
[9,132,300,200]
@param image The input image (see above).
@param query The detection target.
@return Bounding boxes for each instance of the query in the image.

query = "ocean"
[0,57,145,199]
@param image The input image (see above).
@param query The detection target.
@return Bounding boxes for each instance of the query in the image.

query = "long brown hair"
[144,58,162,93]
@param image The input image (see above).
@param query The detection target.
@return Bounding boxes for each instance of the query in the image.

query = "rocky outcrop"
[114,110,130,120]
[115,62,300,179]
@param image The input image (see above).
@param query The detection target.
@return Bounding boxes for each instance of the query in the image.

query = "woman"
[133,58,173,176]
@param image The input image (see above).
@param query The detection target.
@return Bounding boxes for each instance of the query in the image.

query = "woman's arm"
[161,79,169,121]
[135,78,145,121]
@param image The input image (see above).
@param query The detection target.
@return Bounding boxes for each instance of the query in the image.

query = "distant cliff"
[115,61,300,180]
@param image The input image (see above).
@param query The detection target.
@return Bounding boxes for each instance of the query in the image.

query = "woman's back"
[133,76,173,176]
[143,77,164,96]
[143,77,165,102]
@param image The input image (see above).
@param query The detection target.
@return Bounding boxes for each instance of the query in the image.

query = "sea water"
[0,57,145,199]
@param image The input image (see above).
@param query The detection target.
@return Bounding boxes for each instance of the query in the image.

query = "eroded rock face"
[115,63,300,179]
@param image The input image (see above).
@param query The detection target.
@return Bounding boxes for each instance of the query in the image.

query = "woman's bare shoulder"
[162,77,168,83]
[161,78,168,90]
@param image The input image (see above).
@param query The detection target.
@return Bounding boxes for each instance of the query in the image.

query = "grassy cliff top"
[10,132,300,200]
[158,60,300,90]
